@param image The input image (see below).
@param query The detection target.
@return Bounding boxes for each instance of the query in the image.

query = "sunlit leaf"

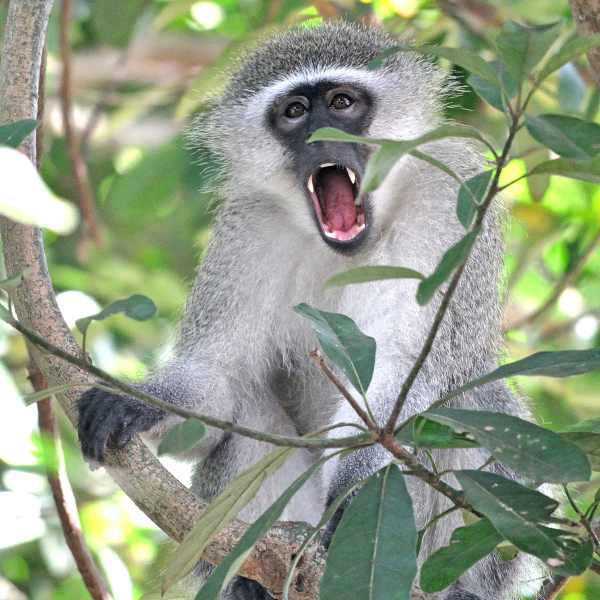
[457,471,592,575]
[0,119,38,148]
[75,294,157,336]
[416,229,479,305]
[163,447,294,593]
[157,419,206,456]
[294,303,376,395]
[525,114,600,159]
[537,33,600,83]
[427,408,591,482]
[325,266,424,289]
[495,21,562,84]
[321,465,417,600]
[196,457,326,600]
[0,147,79,234]
[529,156,600,183]
[456,171,494,229]
[420,519,502,592]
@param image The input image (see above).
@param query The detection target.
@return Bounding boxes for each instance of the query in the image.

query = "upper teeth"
[346,167,356,185]
[320,162,335,168]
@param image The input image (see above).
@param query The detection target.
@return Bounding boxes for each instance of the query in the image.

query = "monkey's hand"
[78,387,166,463]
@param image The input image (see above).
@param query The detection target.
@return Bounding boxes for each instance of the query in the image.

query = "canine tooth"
[307,176,315,193]
[320,162,335,168]
[346,168,356,185]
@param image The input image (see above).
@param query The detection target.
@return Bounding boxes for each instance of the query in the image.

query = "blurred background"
[0,0,599,598]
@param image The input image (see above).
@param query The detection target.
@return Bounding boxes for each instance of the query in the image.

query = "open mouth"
[307,163,367,248]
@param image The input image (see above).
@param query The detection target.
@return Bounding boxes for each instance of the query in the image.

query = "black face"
[268,81,374,251]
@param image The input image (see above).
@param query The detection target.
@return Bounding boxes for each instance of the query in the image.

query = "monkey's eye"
[285,101,307,119]
[330,93,354,110]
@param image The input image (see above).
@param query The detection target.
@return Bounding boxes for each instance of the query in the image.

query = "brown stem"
[506,228,600,331]
[31,366,112,600]
[59,0,101,245]
[309,349,377,429]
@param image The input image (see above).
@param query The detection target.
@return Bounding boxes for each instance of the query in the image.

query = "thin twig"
[31,366,112,600]
[309,349,377,430]
[507,227,600,331]
[7,314,372,451]
[59,0,101,245]
[385,114,521,434]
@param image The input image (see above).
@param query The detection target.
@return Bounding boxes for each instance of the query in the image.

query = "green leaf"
[495,21,562,84]
[196,457,325,600]
[308,125,494,196]
[525,114,600,159]
[325,266,424,289]
[468,61,518,113]
[164,448,293,592]
[561,419,600,470]
[283,481,362,600]
[420,519,503,593]
[321,465,418,600]
[157,419,206,456]
[0,119,38,148]
[537,33,600,83]
[75,294,157,336]
[416,230,479,305]
[454,349,600,396]
[529,156,600,183]
[427,408,591,483]
[294,303,376,395]
[457,471,591,575]
[456,171,494,229]
[395,416,479,449]
[91,0,147,46]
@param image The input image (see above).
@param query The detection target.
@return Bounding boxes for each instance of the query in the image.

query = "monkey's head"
[194,22,447,253]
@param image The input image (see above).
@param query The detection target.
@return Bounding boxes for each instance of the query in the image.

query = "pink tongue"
[318,170,357,232]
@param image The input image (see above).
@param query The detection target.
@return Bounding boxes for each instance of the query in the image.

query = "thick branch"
[570,0,600,88]
[0,3,323,597]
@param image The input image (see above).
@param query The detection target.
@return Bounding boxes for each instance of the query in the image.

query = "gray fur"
[79,21,545,600]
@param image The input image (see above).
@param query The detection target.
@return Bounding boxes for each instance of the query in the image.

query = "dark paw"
[78,387,165,462]
[229,576,274,599]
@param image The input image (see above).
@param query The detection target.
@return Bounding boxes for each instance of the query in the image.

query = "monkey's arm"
[78,357,238,463]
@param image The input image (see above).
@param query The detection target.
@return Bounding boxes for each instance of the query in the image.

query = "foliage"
[1,1,600,600]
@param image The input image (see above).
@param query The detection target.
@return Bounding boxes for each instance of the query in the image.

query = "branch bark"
[570,0,600,88]
[0,2,323,598]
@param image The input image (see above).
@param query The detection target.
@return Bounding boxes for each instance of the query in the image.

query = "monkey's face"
[267,81,374,252]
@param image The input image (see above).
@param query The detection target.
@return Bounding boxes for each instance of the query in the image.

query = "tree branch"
[570,0,600,88]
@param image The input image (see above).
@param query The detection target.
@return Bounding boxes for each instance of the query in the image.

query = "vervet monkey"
[78,21,542,600]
